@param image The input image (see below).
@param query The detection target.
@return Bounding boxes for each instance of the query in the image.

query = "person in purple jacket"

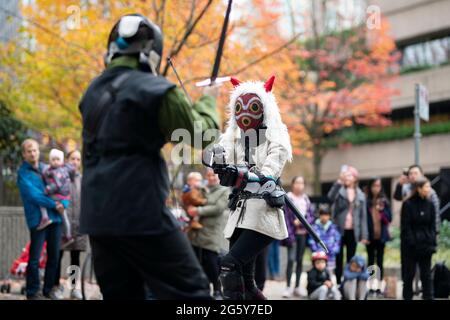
[308,204,341,273]
[281,176,315,298]
[41,149,75,248]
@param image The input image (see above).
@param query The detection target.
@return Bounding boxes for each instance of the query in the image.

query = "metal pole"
[440,201,450,216]
[167,57,193,105]
[414,84,421,165]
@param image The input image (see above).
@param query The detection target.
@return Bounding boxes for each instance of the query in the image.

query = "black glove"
[217,165,238,187]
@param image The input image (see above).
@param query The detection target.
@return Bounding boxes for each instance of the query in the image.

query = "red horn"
[264,75,275,92]
[230,77,241,87]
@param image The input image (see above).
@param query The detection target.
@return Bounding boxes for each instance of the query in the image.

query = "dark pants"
[335,230,357,284]
[228,228,273,286]
[255,246,269,290]
[192,246,220,292]
[402,252,433,300]
[366,240,385,280]
[55,250,81,286]
[400,242,406,280]
[26,223,62,297]
[286,234,307,288]
[90,229,211,300]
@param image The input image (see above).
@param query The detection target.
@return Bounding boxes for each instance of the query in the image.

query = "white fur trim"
[221,81,292,161]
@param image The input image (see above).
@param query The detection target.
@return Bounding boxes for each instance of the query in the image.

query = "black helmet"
[105,14,163,74]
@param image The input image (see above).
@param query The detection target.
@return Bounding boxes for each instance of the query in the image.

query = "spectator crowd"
[14,138,443,300]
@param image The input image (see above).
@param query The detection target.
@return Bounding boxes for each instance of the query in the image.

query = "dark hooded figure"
[79,13,220,299]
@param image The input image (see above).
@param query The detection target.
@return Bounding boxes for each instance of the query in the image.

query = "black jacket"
[79,66,177,236]
[401,194,437,257]
[307,267,331,295]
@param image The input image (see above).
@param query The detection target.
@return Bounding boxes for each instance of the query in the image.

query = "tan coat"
[189,184,230,253]
[64,173,88,251]
[222,139,289,240]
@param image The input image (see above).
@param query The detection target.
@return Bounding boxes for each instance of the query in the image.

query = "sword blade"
[195,76,230,87]
[284,193,329,254]
[210,0,233,83]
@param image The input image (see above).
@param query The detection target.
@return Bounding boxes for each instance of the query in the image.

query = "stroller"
[0,242,47,295]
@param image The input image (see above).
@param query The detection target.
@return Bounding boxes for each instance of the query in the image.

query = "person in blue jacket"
[17,139,66,300]
[341,255,369,300]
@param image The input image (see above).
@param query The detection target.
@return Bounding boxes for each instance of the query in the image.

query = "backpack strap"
[83,72,131,160]
[83,72,131,144]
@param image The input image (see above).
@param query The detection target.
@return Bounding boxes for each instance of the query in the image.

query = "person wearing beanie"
[40,148,76,252]
[49,149,64,163]
[341,255,369,300]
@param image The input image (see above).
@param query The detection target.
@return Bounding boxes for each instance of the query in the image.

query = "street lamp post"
[414,84,421,165]
[414,83,429,166]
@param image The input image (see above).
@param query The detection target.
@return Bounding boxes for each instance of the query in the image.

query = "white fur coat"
[220,80,292,240]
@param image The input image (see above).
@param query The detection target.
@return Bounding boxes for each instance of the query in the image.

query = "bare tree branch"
[48,85,82,121]
[285,0,297,37]
[184,31,303,84]
[227,32,303,76]
[185,24,236,50]
[161,0,214,76]
[159,0,167,35]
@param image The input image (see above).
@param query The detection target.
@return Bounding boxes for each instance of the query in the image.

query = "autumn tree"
[279,0,400,193]
[0,0,301,144]
[0,101,27,204]
[0,0,236,144]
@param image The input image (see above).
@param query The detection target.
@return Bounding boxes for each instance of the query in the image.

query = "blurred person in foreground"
[79,13,220,299]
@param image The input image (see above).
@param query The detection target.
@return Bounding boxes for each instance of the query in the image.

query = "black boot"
[219,256,245,300]
[243,269,266,300]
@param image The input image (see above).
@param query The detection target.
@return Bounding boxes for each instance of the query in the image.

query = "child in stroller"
[0,242,47,295]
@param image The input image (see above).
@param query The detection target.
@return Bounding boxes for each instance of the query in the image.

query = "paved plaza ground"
[1,272,408,300]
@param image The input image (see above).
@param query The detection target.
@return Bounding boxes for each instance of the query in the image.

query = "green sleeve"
[158,87,220,149]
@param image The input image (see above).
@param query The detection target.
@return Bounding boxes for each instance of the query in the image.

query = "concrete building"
[0,0,20,43]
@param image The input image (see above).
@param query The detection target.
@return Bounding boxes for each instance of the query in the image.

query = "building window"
[401,36,450,70]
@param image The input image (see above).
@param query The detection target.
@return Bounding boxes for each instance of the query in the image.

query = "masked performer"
[212,75,292,300]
